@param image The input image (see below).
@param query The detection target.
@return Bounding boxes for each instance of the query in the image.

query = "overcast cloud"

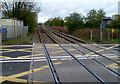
[38,0,119,23]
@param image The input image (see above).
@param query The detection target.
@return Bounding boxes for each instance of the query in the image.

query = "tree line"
[2,1,41,33]
[44,9,120,33]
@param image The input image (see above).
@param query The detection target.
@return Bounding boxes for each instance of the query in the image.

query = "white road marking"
[0,54,118,63]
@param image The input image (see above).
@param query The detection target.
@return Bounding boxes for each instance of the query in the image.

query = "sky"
[38,0,119,23]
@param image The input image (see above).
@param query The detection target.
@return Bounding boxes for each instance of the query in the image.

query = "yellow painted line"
[50,49,80,54]
[17,55,32,58]
[85,44,119,56]
[0,62,61,83]
[0,76,39,83]
[2,46,16,48]
[45,44,59,47]
[2,45,33,48]
[0,56,11,58]
[1,48,33,50]
[85,52,95,55]
[97,44,119,51]
[109,57,120,59]
[51,51,65,54]
[36,46,42,48]
[18,53,44,58]
[2,50,31,53]
[73,54,82,56]
[0,76,27,82]
[1,48,32,53]
[106,61,120,69]
[46,47,62,49]
[0,76,6,82]
[69,49,76,51]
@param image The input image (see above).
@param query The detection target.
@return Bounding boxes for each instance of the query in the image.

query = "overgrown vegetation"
[2,1,41,33]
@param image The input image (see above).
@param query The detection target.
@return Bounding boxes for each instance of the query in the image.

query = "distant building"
[118,1,120,15]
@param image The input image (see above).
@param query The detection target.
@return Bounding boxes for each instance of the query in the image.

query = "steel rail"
[42,43,61,84]
[78,43,120,65]
[52,30,120,65]
[37,27,61,84]
[41,27,106,84]
[51,29,86,43]
[27,43,35,83]
[51,29,120,77]
[70,45,120,77]
[53,29,119,55]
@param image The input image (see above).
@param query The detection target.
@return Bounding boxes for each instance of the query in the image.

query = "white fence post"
[90,30,93,41]
[100,31,103,42]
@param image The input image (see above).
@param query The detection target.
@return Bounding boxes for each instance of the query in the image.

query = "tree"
[110,15,120,29]
[2,0,41,33]
[105,15,120,29]
[85,9,105,28]
[65,12,84,33]
[44,17,64,27]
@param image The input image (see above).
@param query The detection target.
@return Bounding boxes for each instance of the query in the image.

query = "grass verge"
[2,35,32,45]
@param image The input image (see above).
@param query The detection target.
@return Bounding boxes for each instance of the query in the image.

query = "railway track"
[48,27,120,77]
[37,26,61,83]
[34,26,119,84]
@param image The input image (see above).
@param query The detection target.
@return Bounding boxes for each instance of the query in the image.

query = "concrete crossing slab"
[1,43,119,83]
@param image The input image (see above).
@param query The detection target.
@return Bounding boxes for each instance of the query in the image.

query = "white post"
[90,30,93,41]
[100,31,103,42]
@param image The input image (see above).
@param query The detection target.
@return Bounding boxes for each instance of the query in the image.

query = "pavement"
[0,43,119,84]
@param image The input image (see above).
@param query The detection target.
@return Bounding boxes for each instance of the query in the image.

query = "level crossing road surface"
[0,43,119,84]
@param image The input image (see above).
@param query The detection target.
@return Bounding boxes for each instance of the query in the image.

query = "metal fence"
[1,25,28,40]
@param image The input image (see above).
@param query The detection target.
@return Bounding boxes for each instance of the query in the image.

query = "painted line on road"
[0,62,61,83]
[1,54,118,63]
[1,44,119,59]
[0,56,11,58]
[2,45,33,48]
[85,44,119,56]
[1,48,32,53]
[17,53,44,58]
[106,61,120,69]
